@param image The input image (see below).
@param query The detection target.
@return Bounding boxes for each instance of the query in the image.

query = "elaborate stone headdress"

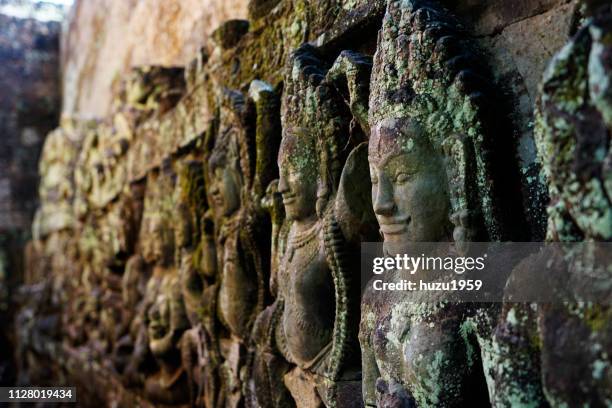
[209,83,280,205]
[208,89,251,198]
[281,44,354,217]
[175,160,208,251]
[369,0,503,240]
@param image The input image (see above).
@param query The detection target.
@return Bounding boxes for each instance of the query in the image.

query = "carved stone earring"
[451,208,472,255]
[315,178,329,219]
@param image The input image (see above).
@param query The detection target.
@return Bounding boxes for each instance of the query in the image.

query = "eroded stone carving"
[536,5,612,243]
[537,5,612,403]
[361,0,511,406]
[32,122,82,239]
[499,6,612,407]
[144,273,190,405]
[17,0,612,405]
[206,80,280,407]
[252,44,375,408]
[111,164,186,404]
[174,159,221,408]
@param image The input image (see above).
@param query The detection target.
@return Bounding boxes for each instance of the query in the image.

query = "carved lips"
[378,216,411,235]
[281,192,297,206]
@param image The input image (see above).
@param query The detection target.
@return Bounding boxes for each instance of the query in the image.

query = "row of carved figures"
[21,0,612,407]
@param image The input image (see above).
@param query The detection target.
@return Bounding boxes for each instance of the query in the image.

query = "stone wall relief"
[360,0,523,406]
[205,80,280,407]
[498,5,612,407]
[144,272,190,405]
[174,159,221,408]
[18,0,612,406]
[251,44,376,408]
[32,123,81,240]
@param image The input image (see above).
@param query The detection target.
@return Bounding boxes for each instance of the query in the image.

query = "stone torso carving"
[217,217,257,339]
[362,287,491,406]
[278,224,334,368]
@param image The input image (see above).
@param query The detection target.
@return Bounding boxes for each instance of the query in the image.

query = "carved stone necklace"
[286,221,320,263]
[288,221,320,249]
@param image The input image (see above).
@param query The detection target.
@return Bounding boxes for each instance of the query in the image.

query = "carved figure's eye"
[395,172,409,184]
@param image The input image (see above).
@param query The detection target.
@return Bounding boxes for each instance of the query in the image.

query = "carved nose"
[374,180,395,216]
[278,173,289,194]
[209,182,219,195]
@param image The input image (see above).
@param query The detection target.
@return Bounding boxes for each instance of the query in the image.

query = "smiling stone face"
[208,118,245,222]
[369,117,450,243]
[147,290,172,358]
[277,130,318,222]
[141,213,174,264]
[209,163,241,218]
[146,274,189,361]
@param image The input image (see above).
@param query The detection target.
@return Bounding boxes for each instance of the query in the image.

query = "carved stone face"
[140,217,156,263]
[369,117,450,243]
[174,203,192,249]
[147,290,173,358]
[277,131,318,221]
[142,215,174,264]
[122,254,144,307]
[209,164,241,218]
[179,250,203,325]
